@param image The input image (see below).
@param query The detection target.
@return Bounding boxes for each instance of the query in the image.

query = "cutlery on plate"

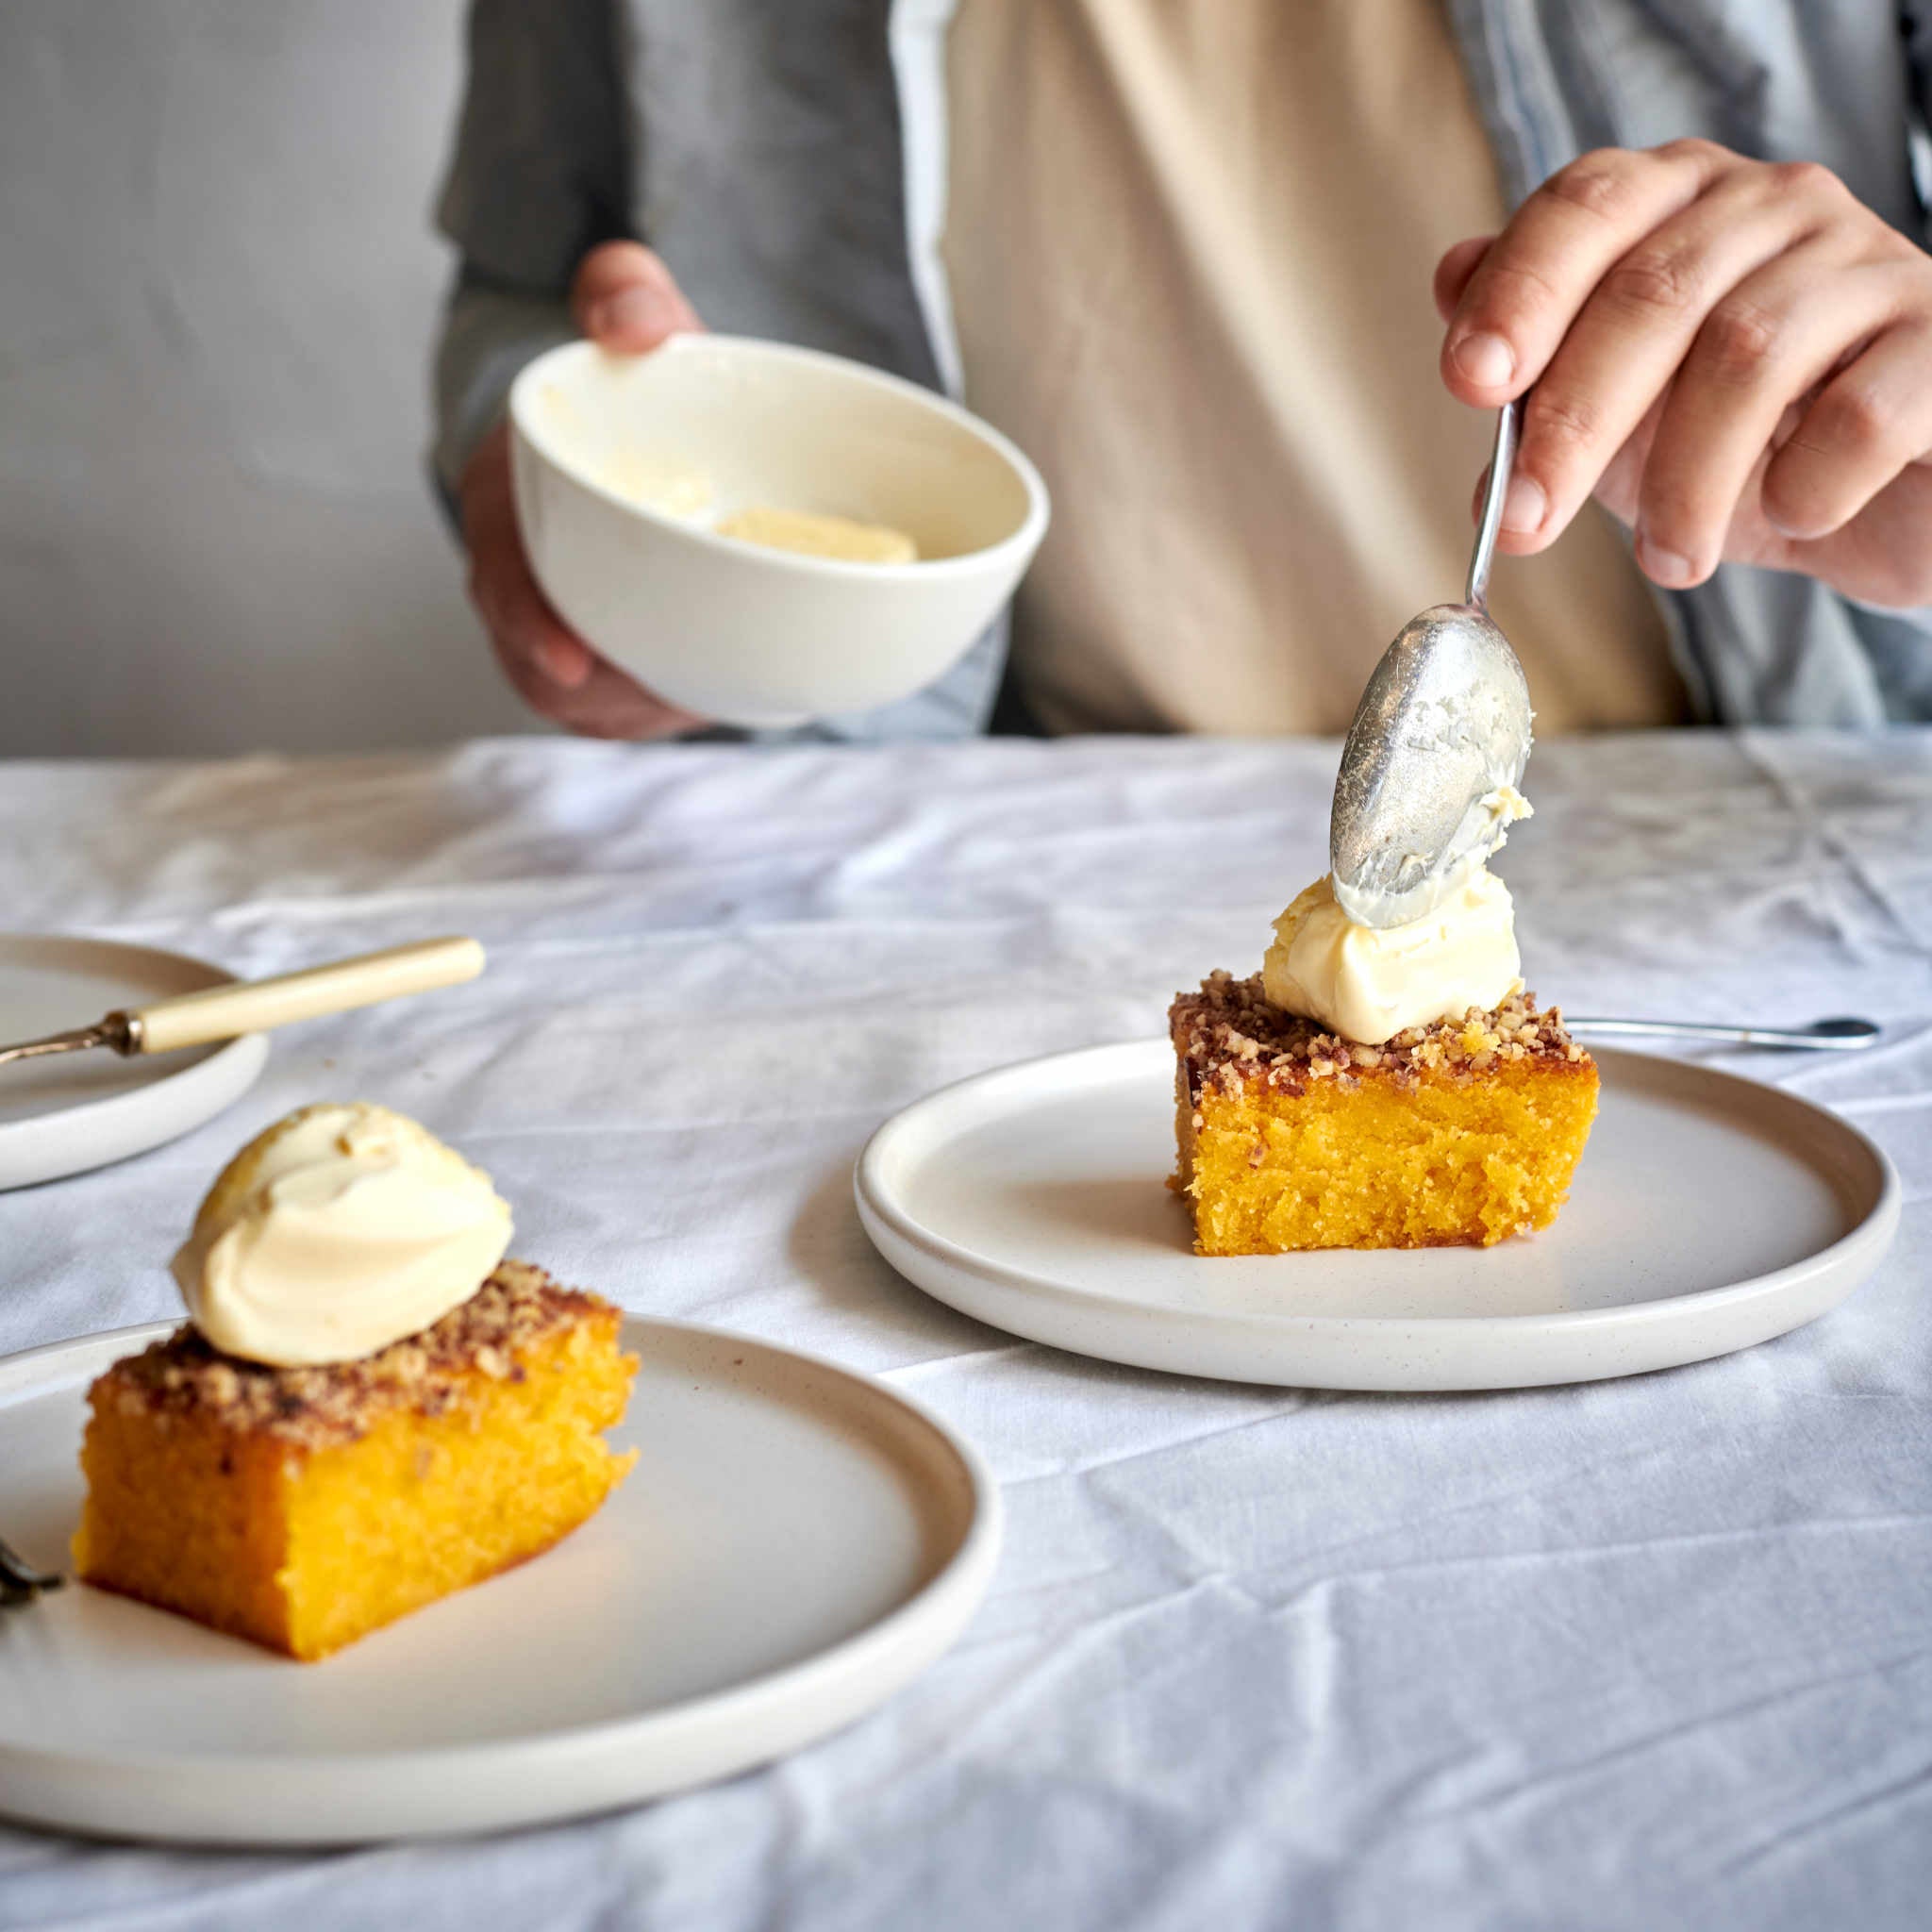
[0,936,485,1071]
[1329,397,1534,929]
[1564,1014,1880,1051]
[0,1532,62,1607]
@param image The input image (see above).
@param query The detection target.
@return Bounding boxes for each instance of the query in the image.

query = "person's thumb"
[570,240,702,353]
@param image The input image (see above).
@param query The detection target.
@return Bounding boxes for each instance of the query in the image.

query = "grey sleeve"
[428,0,632,509]
[425,0,1007,741]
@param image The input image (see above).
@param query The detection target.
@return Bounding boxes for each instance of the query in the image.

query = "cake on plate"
[1169,808,1598,1254]
[72,1103,637,1660]
[1170,973,1597,1253]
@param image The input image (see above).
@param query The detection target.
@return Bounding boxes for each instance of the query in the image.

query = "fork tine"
[0,1533,64,1599]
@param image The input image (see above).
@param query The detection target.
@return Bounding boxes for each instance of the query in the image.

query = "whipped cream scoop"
[1263,866,1525,1046]
[174,1103,511,1368]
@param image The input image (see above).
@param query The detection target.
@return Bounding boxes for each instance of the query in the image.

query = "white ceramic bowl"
[508,335,1050,727]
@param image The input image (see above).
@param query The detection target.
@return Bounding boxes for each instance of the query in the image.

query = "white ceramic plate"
[856,1041,1899,1391]
[0,935,268,1191]
[0,1317,1000,1844]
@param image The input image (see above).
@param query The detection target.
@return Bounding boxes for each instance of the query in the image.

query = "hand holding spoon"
[1325,404,1881,1053]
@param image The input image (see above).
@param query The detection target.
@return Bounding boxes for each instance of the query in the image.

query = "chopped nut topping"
[1168,974,1589,1103]
[92,1261,613,1452]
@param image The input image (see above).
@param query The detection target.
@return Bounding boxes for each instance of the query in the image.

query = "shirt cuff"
[429,275,580,532]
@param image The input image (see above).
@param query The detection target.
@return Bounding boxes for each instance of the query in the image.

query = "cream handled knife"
[0,936,485,1068]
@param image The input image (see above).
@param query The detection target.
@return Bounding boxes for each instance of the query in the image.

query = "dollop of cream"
[1263,867,1525,1045]
[1476,783,1533,846]
[173,1103,512,1368]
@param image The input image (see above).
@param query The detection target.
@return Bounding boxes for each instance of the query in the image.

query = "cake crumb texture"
[1170,973,1599,1253]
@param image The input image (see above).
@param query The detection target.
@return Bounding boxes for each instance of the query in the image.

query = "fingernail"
[1501,474,1546,534]
[1638,535,1694,585]
[1760,499,1814,540]
[1452,330,1515,387]
[590,285,674,344]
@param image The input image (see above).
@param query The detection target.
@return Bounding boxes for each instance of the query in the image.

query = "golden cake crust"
[97,1260,608,1452]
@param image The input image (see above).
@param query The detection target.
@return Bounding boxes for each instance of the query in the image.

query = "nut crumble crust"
[98,1261,608,1451]
[1169,971,1590,1118]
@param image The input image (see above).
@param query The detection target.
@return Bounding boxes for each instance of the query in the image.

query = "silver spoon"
[1330,398,1533,928]
[1565,1015,1880,1051]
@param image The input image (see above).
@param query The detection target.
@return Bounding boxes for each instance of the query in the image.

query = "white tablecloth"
[3,732,1928,1930]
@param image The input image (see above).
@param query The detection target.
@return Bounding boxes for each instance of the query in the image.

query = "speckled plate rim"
[0,1315,1003,1846]
[855,1040,1902,1391]
[0,935,268,1191]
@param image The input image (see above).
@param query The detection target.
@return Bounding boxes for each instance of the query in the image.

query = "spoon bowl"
[1329,602,1530,926]
[1330,398,1534,928]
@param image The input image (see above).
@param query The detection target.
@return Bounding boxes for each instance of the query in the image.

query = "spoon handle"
[1565,1016,1879,1051]
[114,938,486,1056]
[1467,395,1523,611]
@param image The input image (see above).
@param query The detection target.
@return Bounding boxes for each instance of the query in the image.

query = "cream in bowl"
[508,335,1050,727]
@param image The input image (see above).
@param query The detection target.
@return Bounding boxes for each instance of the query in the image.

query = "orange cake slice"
[74,1262,637,1660]
[1170,972,1598,1253]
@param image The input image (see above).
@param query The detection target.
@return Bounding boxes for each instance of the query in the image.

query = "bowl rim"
[508,333,1051,581]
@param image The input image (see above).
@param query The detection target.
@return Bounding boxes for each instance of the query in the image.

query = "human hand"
[459,242,708,737]
[1436,141,1932,609]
